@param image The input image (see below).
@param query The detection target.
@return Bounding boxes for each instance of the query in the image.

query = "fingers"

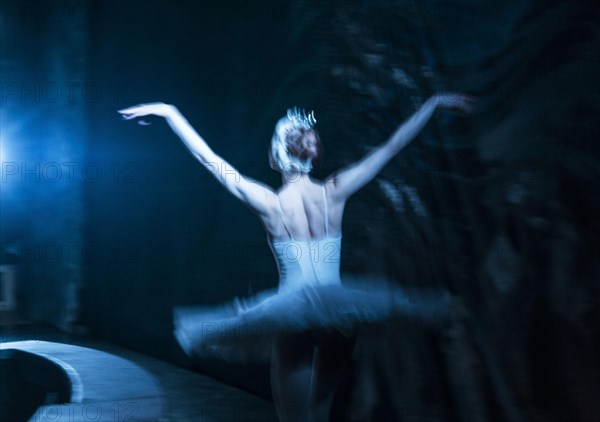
[119,112,138,120]
[438,93,477,105]
[117,107,139,120]
[117,105,147,120]
[461,96,478,113]
[117,105,140,114]
[117,103,153,114]
[117,102,167,121]
[442,94,477,113]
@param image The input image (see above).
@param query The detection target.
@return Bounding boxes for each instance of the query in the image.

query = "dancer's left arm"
[118,103,277,216]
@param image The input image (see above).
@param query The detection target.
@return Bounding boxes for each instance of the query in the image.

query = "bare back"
[262,179,345,242]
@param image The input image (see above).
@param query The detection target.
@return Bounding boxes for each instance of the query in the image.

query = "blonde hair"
[269,108,320,174]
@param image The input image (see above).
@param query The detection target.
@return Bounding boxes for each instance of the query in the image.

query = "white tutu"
[173,276,451,364]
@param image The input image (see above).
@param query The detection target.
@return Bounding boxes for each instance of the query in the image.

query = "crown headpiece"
[286,107,317,129]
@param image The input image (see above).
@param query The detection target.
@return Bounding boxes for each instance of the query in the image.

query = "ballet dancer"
[118,93,474,421]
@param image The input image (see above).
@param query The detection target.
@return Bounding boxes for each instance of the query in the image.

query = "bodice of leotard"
[268,186,342,293]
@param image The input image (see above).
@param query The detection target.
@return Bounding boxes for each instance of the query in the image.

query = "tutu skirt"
[173,276,450,363]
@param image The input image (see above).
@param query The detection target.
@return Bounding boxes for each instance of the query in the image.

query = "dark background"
[1,0,599,420]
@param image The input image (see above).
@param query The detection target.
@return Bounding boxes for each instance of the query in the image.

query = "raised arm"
[325,93,475,202]
[118,103,277,216]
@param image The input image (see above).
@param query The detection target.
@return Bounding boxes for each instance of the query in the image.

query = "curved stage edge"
[1,340,165,422]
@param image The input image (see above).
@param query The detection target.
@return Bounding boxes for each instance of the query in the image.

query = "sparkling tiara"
[286,107,317,129]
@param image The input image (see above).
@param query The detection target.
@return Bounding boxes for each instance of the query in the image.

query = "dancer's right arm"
[118,103,277,216]
[324,93,475,202]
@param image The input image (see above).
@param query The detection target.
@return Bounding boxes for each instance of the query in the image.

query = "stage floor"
[1,311,279,422]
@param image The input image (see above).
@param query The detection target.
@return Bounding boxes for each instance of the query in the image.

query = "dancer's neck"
[281,172,313,187]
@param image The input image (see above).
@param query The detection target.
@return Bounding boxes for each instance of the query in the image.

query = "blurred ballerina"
[119,93,474,421]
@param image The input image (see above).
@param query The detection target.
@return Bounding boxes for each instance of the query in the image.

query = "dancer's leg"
[271,335,316,422]
[308,332,356,421]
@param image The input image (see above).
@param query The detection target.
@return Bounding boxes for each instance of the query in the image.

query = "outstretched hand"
[117,102,174,124]
[434,93,477,113]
